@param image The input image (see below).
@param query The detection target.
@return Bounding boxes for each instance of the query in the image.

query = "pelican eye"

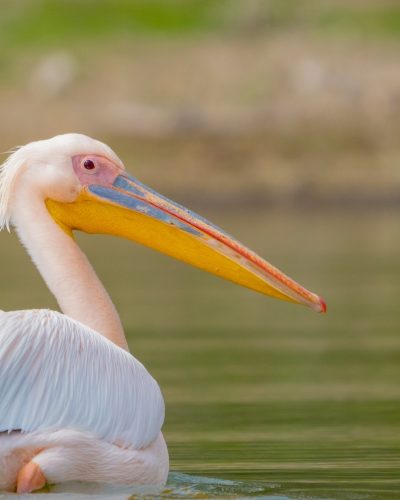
[83,159,96,170]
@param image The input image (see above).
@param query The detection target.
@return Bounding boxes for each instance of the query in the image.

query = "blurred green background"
[1,1,400,498]
[1,0,400,207]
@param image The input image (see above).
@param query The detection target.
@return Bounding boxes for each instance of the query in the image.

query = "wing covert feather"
[0,309,164,449]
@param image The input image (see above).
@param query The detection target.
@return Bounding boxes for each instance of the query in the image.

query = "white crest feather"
[0,148,25,232]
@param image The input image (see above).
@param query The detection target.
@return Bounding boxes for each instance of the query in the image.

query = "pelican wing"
[0,309,164,449]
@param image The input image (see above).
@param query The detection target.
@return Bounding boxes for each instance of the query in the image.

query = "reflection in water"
[1,210,400,498]
[1,474,291,499]
[11,471,400,499]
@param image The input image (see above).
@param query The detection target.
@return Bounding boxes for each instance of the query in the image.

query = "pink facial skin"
[72,155,123,188]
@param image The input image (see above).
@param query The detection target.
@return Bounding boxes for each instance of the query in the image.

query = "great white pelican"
[0,134,325,493]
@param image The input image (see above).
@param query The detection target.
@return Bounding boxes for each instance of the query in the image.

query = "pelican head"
[0,133,326,312]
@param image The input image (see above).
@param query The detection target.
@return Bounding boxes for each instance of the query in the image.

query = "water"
[0,209,400,499]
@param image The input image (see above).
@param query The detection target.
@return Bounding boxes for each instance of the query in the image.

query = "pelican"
[0,134,325,493]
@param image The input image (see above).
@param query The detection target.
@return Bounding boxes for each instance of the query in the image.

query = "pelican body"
[0,134,325,493]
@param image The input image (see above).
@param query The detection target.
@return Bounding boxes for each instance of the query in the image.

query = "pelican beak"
[46,173,326,312]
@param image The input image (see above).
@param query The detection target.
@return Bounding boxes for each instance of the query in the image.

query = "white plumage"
[0,309,164,450]
[0,134,170,493]
[0,133,323,493]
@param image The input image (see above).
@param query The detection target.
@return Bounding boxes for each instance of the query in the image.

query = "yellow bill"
[46,173,326,312]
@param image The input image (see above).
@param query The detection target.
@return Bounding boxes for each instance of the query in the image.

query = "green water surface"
[0,209,399,499]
